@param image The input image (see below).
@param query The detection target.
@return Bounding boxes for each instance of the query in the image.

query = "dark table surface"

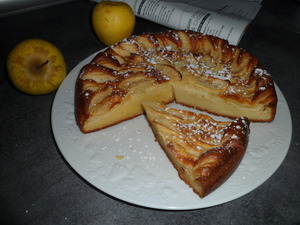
[1,0,300,224]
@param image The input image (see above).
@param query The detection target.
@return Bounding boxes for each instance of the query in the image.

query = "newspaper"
[92,0,262,45]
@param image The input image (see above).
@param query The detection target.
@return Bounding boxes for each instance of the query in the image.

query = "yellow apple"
[6,39,67,95]
[92,1,135,46]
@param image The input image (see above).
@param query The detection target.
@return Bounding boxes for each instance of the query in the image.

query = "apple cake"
[75,30,277,133]
[143,102,250,198]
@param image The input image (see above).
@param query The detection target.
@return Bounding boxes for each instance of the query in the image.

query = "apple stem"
[36,60,49,69]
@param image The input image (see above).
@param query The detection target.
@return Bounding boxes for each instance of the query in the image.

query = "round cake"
[75,30,277,133]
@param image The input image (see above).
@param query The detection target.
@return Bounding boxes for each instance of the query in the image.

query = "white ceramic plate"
[51,51,292,210]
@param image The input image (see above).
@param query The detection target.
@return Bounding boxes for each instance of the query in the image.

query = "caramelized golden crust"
[75,30,277,133]
[143,102,250,198]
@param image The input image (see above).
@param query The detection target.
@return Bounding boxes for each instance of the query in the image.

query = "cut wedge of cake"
[75,30,277,133]
[143,102,250,198]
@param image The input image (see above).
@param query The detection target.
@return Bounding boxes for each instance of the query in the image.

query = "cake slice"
[143,102,250,198]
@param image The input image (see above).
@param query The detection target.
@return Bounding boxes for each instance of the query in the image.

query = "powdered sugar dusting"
[254,68,271,77]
